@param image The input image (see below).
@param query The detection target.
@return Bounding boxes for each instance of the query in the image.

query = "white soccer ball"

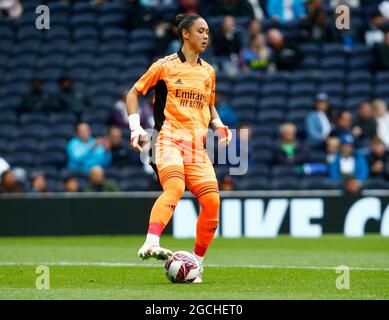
[164,251,200,284]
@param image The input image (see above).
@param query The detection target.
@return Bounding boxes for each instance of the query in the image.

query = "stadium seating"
[0,1,388,192]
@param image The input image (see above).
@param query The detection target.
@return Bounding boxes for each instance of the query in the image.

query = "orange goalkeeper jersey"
[133,49,216,142]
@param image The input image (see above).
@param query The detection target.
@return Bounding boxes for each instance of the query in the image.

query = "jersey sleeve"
[209,68,216,108]
[133,61,163,96]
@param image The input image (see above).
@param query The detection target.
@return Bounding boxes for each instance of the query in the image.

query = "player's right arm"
[126,61,163,152]
[126,87,147,152]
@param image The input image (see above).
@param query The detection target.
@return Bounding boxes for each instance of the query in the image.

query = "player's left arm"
[209,106,232,147]
[209,69,232,147]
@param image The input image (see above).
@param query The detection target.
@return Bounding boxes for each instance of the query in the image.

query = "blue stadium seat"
[32,166,59,180]
[345,96,369,110]
[70,13,97,27]
[94,54,124,68]
[67,54,95,68]
[285,109,307,123]
[12,40,42,55]
[0,25,14,39]
[16,25,43,40]
[0,111,17,125]
[347,70,372,83]
[231,96,257,110]
[291,70,320,83]
[299,42,320,56]
[252,149,273,163]
[69,40,98,54]
[320,70,345,83]
[120,178,150,191]
[102,28,127,41]
[348,55,374,70]
[72,2,96,14]
[346,83,372,98]
[49,113,77,125]
[35,151,67,168]
[20,124,50,139]
[374,83,389,97]
[307,150,327,163]
[0,96,23,111]
[289,82,316,97]
[74,26,99,41]
[99,41,127,54]
[129,28,155,41]
[257,109,284,123]
[46,26,70,40]
[97,13,126,28]
[300,55,320,69]
[40,138,68,153]
[322,43,345,57]
[263,71,289,84]
[38,54,67,69]
[258,97,286,110]
[8,54,37,69]
[271,165,298,177]
[250,136,273,150]
[321,56,346,69]
[247,164,270,177]
[300,176,328,189]
[42,40,70,55]
[128,40,156,55]
[287,97,314,111]
[261,83,288,97]
[363,177,389,190]
[318,83,344,98]
[235,177,269,190]
[270,176,299,190]
[233,82,259,96]
[6,151,35,168]
[375,71,389,84]
[19,113,50,126]
[12,138,40,153]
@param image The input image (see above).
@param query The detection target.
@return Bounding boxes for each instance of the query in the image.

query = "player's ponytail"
[174,13,202,43]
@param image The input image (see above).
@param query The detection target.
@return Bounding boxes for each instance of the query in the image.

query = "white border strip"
[0,261,388,271]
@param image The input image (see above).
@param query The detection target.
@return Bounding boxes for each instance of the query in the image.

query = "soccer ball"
[164,251,200,284]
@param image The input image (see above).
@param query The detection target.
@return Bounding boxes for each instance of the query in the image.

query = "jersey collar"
[177,49,202,66]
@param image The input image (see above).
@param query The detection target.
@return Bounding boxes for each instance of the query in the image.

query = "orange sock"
[148,165,185,236]
[192,182,220,257]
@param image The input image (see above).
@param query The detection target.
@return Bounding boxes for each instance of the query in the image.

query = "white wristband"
[211,118,224,128]
[128,114,141,130]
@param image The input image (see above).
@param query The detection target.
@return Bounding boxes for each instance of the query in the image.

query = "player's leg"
[186,158,220,282]
[138,136,186,260]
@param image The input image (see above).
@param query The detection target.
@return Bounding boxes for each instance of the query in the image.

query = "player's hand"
[212,119,232,147]
[128,114,148,152]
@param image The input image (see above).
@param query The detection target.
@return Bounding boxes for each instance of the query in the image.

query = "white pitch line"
[0,261,388,271]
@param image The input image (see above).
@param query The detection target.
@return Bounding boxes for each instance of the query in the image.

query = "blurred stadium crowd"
[1,0,389,194]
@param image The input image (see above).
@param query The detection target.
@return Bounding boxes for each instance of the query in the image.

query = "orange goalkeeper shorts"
[151,133,217,191]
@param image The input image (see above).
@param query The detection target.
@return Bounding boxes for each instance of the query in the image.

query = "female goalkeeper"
[126,13,232,283]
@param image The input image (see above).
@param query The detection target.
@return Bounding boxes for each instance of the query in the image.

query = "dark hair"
[174,13,202,43]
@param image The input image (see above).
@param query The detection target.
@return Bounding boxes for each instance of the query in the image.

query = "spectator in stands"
[373,99,389,149]
[179,0,200,14]
[140,95,155,129]
[352,101,377,149]
[111,90,129,129]
[216,93,238,128]
[203,0,255,17]
[274,122,306,165]
[0,0,22,19]
[242,18,263,46]
[84,166,119,192]
[67,123,112,173]
[0,170,24,193]
[326,137,340,164]
[267,0,306,25]
[20,79,49,114]
[365,9,387,46]
[0,156,10,181]
[220,175,234,191]
[304,0,333,43]
[53,76,89,117]
[107,126,133,168]
[29,172,50,193]
[239,32,271,71]
[366,136,389,178]
[305,93,332,147]
[329,134,369,182]
[212,15,242,58]
[266,28,303,71]
[374,29,389,70]
[344,178,362,195]
[62,174,80,193]
[330,110,353,139]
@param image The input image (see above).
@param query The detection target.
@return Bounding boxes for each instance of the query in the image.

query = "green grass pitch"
[0,235,388,300]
